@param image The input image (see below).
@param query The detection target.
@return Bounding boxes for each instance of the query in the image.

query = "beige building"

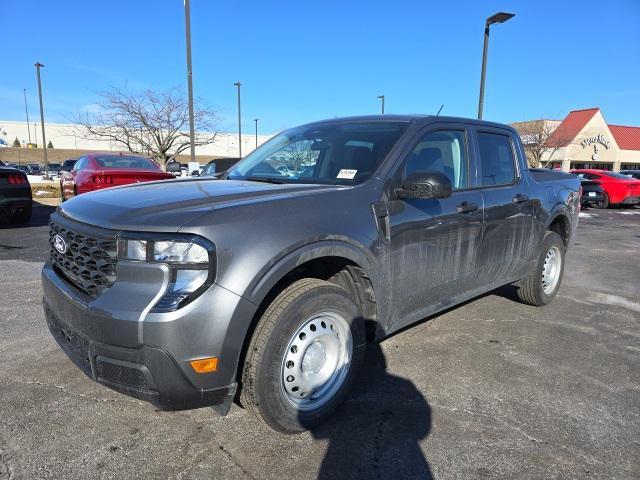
[0,120,273,158]
[515,108,640,172]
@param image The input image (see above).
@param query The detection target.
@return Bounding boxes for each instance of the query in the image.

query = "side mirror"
[166,162,181,173]
[191,170,200,176]
[397,171,452,200]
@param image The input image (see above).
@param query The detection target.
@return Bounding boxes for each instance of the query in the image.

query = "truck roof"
[302,114,515,131]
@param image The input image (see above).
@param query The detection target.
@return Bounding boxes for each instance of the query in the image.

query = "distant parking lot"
[0,205,639,479]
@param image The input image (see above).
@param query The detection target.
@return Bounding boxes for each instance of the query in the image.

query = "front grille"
[49,220,118,296]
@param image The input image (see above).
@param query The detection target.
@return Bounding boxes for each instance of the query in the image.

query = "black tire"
[594,192,609,209]
[9,205,32,225]
[241,278,365,434]
[516,231,565,306]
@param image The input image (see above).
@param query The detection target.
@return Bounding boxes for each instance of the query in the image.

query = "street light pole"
[184,0,196,165]
[23,89,31,145]
[253,118,259,149]
[35,62,48,172]
[477,12,515,120]
[234,81,242,158]
[377,95,385,114]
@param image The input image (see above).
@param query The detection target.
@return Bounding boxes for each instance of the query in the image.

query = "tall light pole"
[184,0,196,164]
[477,12,515,119]
[234,81,242,158]
[377,95,385,114]
[253,118,259,149]
[35,62,48,172]
[23,89,31,145]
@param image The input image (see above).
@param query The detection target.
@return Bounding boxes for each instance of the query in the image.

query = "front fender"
[245,237,381,308]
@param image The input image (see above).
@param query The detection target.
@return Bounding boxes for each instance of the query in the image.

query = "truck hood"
[59,178,341,232]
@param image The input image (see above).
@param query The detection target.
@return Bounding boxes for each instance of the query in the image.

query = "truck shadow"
[307,342,433,480]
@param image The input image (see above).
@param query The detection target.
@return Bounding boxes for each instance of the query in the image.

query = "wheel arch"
[232,240,383,398]
[545,209,571,246]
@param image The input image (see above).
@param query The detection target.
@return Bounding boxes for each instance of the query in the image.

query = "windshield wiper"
[245,176,286,184]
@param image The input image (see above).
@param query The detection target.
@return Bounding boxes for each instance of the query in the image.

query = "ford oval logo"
[53,234,67,254]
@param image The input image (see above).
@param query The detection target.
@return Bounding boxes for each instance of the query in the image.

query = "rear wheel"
[516,231,565,306]
[594,192,609,209]
[241,278,365,433]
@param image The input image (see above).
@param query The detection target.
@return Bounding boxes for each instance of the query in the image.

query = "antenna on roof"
[436,104,444,116]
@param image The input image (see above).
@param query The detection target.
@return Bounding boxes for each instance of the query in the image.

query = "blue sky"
[2,0,639,134]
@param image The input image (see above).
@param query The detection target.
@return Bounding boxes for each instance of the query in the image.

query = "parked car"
[198,161,218,177]
[620,169,640,180]
[15,165,30,174]
[578,178,605,207]
[59,158,77,176]
[43,115,580,433]
[28,164,42,175]
[46,162,62,172]
[197,158,242,177]
[571,169,640,208]
[0,163,32,224]
[59,153,175,201]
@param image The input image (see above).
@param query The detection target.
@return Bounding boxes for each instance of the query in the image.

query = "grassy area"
[30,181,61,199]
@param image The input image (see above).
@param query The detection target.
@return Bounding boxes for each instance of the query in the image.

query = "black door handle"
[513,193,529,203]
[456,201,479,214]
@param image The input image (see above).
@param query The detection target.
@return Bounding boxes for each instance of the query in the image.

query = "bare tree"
[278,140,318,173]
[70,87,218,166]
[513,120,572,168]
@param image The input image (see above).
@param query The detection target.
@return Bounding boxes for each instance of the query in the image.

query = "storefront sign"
[581,134,611,150]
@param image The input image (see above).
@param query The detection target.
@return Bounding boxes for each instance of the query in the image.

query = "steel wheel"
[541,246,562,295]
[281,311,353,411]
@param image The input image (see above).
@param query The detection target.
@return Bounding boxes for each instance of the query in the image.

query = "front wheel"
[516,231,565,306]
[241,278,365,433]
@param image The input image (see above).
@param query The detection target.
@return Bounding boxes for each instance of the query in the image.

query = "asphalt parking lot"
[1,205,639,480]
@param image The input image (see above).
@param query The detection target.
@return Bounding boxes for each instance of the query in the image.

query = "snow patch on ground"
[579,212,598,218]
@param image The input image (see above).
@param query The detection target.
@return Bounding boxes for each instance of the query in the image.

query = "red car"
[60,153,174,201]
[571,169,640,208]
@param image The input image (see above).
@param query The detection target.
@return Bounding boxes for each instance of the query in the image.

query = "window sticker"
[336,169,357,179]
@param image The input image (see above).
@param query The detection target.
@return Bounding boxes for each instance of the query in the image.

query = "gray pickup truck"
[42,115,580,433]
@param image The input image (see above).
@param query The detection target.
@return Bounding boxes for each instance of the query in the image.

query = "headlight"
[119,235,216,312]
[153,241,208,263]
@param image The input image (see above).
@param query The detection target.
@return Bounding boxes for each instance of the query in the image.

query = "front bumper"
[42,259,256,412]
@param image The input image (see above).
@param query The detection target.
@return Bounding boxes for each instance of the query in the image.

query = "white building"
[0,120,273,158]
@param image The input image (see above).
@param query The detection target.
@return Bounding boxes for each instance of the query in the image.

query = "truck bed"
[529,168,577,182]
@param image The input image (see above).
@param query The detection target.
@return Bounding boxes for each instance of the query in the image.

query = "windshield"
[227,121,409,184]
[94,155,160,170]
[602,171,636,180]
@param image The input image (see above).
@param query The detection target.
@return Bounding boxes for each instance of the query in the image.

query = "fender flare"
[244,238,382,310]
[543,204,573,244]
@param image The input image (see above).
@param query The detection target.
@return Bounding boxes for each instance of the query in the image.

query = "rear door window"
[477,132,517,186]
